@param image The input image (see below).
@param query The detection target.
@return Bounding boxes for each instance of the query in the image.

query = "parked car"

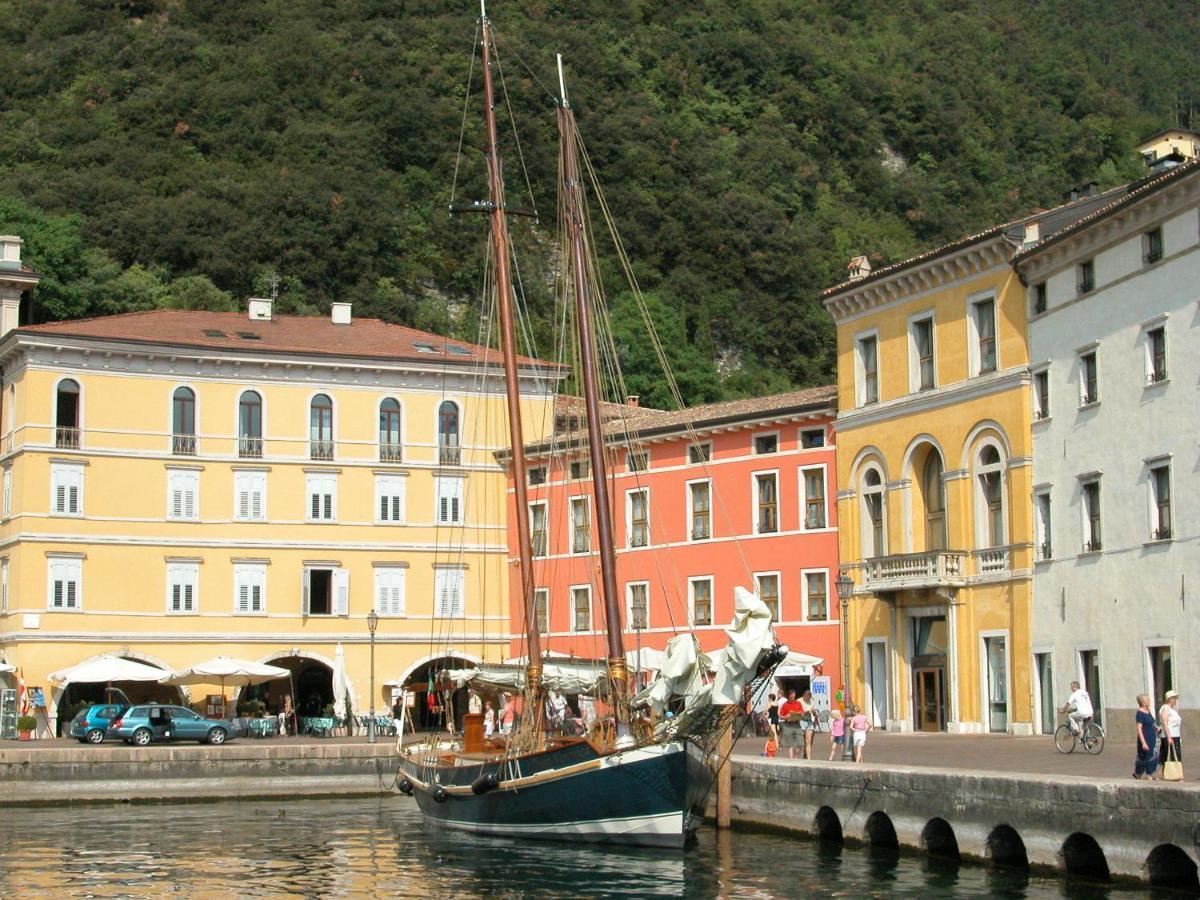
[68,702,129,744]
[110,705,235,746]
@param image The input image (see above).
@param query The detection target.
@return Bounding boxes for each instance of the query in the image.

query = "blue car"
[111,704,235,746]
[68,703,128,744]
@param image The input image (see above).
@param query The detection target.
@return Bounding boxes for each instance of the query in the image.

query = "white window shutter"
[238,581,249,613]
[334,568,349,616]
[302,570,311,616]
[55,484,65,513]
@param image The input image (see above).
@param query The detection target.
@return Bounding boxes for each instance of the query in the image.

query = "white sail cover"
[634,586,775,715]
[443,658,611,695]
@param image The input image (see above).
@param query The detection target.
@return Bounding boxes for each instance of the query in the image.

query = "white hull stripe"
[435,810,685,840]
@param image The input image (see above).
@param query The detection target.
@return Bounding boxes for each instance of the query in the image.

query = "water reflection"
[0,797,1164,898]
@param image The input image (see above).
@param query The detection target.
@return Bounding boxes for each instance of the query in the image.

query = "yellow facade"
[825,235,1034,734]
[0,303,557,732]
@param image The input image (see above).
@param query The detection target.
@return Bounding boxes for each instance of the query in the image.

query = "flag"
[16,667,28,717]
[426,671,435,711]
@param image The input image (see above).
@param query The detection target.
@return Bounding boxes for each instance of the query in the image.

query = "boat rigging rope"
[448,23,480,212]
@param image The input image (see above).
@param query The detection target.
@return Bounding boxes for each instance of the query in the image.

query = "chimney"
[0,236,22,271]
[625,395,640,408]
[247,297,273,321]
[0,235,36,336]
[847,255,872,281]
[1022,220,1040,247]
[331,302,352,325]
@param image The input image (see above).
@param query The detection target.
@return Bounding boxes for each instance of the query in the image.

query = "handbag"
[1162,741,1183,782]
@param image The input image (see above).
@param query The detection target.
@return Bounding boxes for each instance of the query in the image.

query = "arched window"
[238,391,263,459]
[923,453,947,551]
[379,398,402,462]
[310,394,334,460]
[438,400,460,465]
[862,467,886,558]
[172,387,196,455]
[55,378,81,448]
[976,444,1005,548]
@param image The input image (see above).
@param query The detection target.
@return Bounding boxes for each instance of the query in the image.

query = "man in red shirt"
[778,690,805,759]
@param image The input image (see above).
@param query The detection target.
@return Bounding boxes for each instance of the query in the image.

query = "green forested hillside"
[1,1,1197,406]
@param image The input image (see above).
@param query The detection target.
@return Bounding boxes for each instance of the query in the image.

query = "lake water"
[0,797,1159,897]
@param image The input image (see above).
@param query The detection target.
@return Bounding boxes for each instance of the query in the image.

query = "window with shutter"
[374,567,406,616]
[234,564,265,613]
[306,473,336,522]
[333,569,349,616]
[50,464,84,516]
[47,557,82,610]
[375,475,405,523]
[2,468,10,517]
[234,472,266,521]
[167,563,198,613]
[435,567,464,618]
[167,470,199,520]
[435,476,464,525]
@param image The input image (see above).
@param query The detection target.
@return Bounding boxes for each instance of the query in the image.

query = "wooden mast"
[479,4,543,692]
[556,58,628,714]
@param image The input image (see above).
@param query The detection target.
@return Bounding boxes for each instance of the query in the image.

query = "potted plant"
[16,715,37,741]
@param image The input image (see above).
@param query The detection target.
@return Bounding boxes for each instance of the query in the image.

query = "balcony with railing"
[379,442,403,463]
[55,426,81,449]
[172,433,197,456]
[439,444,461,466]
[310,440,334,461]
[238,436,263,459]
[861,550,967,592]
[973,546,1011,576]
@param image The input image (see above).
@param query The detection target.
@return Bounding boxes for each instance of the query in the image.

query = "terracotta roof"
[1013,158,1200,263]
[518,384,837,457]
[13,309,559,370]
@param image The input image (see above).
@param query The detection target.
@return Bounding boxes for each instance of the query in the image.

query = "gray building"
[1015,159,1200,739]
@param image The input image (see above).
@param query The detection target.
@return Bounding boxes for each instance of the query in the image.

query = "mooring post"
[716,727,732,828]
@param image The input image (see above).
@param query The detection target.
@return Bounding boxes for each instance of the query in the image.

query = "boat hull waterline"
[400,740,710,848]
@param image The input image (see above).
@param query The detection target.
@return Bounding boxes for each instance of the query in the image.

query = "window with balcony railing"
[1151,464,1171,542]
[379,397,402,462]
[55,426,81,449]
[172,387,196,456]
[438,400,460,466]
[309,440,334,461]
[238,436,263,459]
[1143,228,1163,265]
[1077,259,1095,294]
[690,481,711,541]
[690,578,712,626]
[1146,326,1167,385]
[1082,478,1102,551]
[309,394,334,461]
[238,391,262,459]
[55,379,81,449]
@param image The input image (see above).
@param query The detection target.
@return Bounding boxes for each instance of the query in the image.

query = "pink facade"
[505,387,842,695]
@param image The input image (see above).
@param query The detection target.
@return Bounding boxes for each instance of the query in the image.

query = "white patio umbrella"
[0,662,14,674]
[48,655,168,686]
[159,656,290,715]
[331,643,348,722]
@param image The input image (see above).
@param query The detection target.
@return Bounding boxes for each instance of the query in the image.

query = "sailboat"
[396,4,786,848]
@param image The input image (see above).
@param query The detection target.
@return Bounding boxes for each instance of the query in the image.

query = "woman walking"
[1159,690,1182,778]
[849,705,872,763]
[1134,694,1158,779]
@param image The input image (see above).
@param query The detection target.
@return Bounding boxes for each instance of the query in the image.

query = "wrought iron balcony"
[238,436,263,459]
[438,444,461,466]
[310,440,334,461]
[172,433,197,456]
[860,550,967,592]
[379,442,403,463]
[55,426,81,449]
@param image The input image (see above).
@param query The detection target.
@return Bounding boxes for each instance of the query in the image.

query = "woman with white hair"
[1159,689,1182,778]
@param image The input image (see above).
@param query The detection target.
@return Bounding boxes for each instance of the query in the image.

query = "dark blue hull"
[400,740,710,848]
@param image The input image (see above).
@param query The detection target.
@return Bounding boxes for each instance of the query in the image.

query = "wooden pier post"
[716,726,732,828]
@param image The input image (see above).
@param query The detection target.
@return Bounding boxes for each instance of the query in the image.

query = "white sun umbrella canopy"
[0,662,15,674]
[331,643,348,721]
[48,655,168,686]
[160,656,290,688]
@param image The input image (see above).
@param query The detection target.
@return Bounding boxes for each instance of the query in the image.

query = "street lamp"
[367,609,380,744]
[835,568,856,761]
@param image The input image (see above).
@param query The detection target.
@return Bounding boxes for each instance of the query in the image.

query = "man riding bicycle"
[1059,681,1094,734]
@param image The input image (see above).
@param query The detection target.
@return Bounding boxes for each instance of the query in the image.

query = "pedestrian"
[500,694,516,734]
[1059,681,1094,736]
[1133,694,1158,779]
[778,690,805,760]
[391,695,405,740]
[828,709,845,761]
[799,689,818,759]
[1159,689,1182,776]
[765,693,780,742]
[483,700,495,738]
[849,705,872,763]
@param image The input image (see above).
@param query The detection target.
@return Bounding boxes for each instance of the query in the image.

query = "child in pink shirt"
[849,709,872,762]
[828,709,845,760]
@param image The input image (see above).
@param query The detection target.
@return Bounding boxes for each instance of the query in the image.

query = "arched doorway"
[257,655,335,720]
[398,655,479,733]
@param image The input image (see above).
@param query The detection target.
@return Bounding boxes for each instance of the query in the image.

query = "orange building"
[503,387,841,695]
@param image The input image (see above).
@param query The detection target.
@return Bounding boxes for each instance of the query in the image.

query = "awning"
[160,656,290,687]
[48,655,168,686]
[772,650,824,678]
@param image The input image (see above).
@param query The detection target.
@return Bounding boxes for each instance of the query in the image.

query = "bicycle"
[1054,715,1105,754]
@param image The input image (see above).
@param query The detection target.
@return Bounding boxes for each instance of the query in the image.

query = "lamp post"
[367,609,380,744]
[835,569,856,761]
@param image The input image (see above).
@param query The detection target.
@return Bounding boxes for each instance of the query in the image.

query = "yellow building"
[0,251,559,732]
[823,225,1039,734]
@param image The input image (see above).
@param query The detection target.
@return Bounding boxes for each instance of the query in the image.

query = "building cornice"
[835,366,1029,432]
[1015,167,1200,284]
[822,234,1014,323]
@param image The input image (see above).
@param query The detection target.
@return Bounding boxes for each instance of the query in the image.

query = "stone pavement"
[733,728,1196,785]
